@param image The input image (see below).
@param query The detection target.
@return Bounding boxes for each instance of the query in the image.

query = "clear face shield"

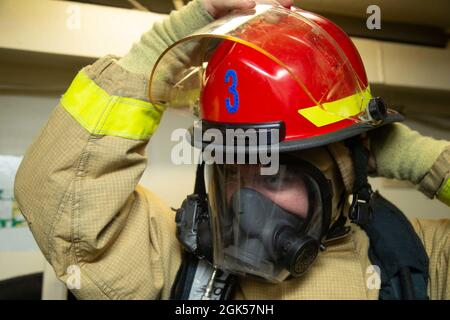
[206,157,332,283]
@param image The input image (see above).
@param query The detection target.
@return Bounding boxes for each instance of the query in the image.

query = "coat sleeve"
[13,0,215,299]
[370,123,450,206]
[14,57,182,300]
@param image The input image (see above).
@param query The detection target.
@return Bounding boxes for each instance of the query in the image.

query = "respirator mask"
[176,156,332,283]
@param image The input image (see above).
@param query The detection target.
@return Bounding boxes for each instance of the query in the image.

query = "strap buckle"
[349,193,373,226]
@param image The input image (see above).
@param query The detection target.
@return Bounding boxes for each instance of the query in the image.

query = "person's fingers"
[276,0,294,7]
[205,0,256,18]
[204,0,293,19]
[219,0,256,12]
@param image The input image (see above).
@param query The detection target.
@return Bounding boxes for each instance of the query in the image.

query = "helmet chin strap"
[346,137,373,226]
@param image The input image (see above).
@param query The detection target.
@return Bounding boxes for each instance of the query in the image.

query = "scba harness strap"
[363,192,429,300]
[170,139,430,300]
[346,138,429,300]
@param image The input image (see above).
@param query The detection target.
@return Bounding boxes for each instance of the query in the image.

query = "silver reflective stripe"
[188,259,230,300]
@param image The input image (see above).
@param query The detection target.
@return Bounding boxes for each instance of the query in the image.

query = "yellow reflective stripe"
[298,87,372,127]
[61,71,163,140]
[437,176,450,206]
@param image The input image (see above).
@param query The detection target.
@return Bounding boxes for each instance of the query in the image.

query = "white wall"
[0,94,56,281]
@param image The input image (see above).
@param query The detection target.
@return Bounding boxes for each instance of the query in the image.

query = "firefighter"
[15,1,449,299]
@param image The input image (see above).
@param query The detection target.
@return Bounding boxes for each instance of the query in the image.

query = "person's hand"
[202,0,294,18]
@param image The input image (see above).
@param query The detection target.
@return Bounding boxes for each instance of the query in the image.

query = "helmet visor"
[149,3,370,123]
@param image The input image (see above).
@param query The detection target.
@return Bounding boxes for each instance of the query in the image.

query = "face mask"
[176,157,333,283]
[220,187,320,281]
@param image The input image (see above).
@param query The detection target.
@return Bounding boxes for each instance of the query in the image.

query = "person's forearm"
[370,123,450,205]
[118,0,213,77]
[370,123,448,183]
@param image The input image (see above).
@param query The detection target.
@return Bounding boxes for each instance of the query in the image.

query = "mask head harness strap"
[346,137,373,226]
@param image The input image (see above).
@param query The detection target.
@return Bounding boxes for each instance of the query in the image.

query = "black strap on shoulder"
[194,162,206,199]
[347,137,429,300]
[365,192,429,300]
[170,251,199,300]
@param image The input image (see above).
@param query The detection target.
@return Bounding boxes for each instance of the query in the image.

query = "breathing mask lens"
[207,160,330,283]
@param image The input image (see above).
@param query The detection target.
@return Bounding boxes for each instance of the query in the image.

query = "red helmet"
[149,4,402,281]
[149,4,402,151]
